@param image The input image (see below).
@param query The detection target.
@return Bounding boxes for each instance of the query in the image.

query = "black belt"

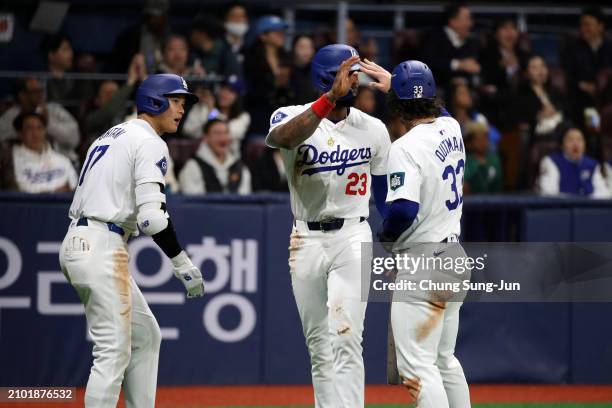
[306,217,366,232]
[77,217,126,236]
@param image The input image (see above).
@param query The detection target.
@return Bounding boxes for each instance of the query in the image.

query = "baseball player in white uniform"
[266,45,390,407]
[59,74,205,408]
[361,59,471,407]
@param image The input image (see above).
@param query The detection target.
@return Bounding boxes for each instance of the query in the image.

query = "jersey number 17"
[78,145,109,186]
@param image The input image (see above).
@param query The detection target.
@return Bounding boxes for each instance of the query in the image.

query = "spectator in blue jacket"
[537,125,610,197]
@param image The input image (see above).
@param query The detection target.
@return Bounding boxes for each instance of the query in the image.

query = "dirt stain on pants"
[113,249,131,328]
[288,230,304,273]
[415,300,445,343]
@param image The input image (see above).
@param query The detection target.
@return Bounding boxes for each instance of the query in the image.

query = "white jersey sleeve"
[592,164,612,199]
[134,138,169,187]
[370,121,391,176]
[536,156,560,196]
[265,105,311,147]
[386,143,422,204]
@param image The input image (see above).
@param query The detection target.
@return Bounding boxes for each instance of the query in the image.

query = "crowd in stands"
[1,1,612,199]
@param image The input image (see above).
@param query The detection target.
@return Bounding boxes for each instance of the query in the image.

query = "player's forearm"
[267,92,339,149]
[135,183,183,258]
[266,108,323,149]
[381,199,420,241]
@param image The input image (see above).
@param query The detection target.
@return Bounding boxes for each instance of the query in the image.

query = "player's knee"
[330,329,363,364]
[96,340,131,370]
[150,319,162,352]
[135,317,162,353]
[436,354,461,372]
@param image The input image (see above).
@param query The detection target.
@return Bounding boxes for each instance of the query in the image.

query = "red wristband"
[311,94,336,119]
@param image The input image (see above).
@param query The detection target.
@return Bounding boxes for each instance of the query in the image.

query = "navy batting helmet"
[391,60,436,100]
[311,44,360,95]
[135,74,199,115]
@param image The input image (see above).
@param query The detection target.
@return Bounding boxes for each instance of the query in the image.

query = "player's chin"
[166,121,180,134]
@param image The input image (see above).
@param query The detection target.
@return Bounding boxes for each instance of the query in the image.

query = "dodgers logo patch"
[271,111,287,125]
[156,157,168,176]
[390,172,405,191]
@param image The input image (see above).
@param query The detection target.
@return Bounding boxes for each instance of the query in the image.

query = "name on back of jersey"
[97,126,126,141]
[296,143,372,176]
[435,131,464,163]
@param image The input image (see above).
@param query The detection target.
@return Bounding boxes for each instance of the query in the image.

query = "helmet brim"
[163,89,199,105]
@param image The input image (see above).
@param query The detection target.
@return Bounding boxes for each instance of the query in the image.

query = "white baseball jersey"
[12,143,77,193]
[386,116,465,243]
[267,103,390,222]
[69,119,168,232]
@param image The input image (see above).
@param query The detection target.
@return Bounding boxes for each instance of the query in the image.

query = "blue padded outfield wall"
[0,193,611,386]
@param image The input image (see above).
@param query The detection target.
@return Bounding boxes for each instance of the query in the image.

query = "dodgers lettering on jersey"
[296,144,372,175]
[386,116,465,244]
[267,103,390,222]
[68,119,168,232]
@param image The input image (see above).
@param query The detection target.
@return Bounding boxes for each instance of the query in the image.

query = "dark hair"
[581,7,605,24]
[224,1,248,19]
[217,86,244,120]
[292,33,313,50]
[13,76,39,98]
[94,79,118,95]
[162,34,188,53]
[40,33,70,55]
[387,91,443,123]
[446,81,474,114]
[13,111,47,132]
[192,14,224,39]
[444,3,468,24]
[493,16,517,33]
[203,118,227,134]
[555,121,582,145]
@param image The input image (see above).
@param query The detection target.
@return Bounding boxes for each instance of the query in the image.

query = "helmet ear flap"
[150,97,163,110]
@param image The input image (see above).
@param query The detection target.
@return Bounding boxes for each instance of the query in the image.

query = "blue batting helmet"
[391,60,436,100]
[135,74,199,115]
[311,44,360,94]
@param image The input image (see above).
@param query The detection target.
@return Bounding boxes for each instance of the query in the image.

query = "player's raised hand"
[359,58,392,93]
[171,251,205,298]
[327,55,360,103]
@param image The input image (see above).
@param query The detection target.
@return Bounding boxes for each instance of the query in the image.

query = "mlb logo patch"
[271,111,288,125]
[390,172,405,191]
[156,157,168,176]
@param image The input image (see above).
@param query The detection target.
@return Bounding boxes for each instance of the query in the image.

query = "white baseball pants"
[391,243,471,408]
[59,219,161,408]
[289,218,372,408]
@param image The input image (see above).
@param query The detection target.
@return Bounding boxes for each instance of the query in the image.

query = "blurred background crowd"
[1,0,612,199]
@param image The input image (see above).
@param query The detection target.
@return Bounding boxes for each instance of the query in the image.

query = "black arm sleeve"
[152,218,183,258]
